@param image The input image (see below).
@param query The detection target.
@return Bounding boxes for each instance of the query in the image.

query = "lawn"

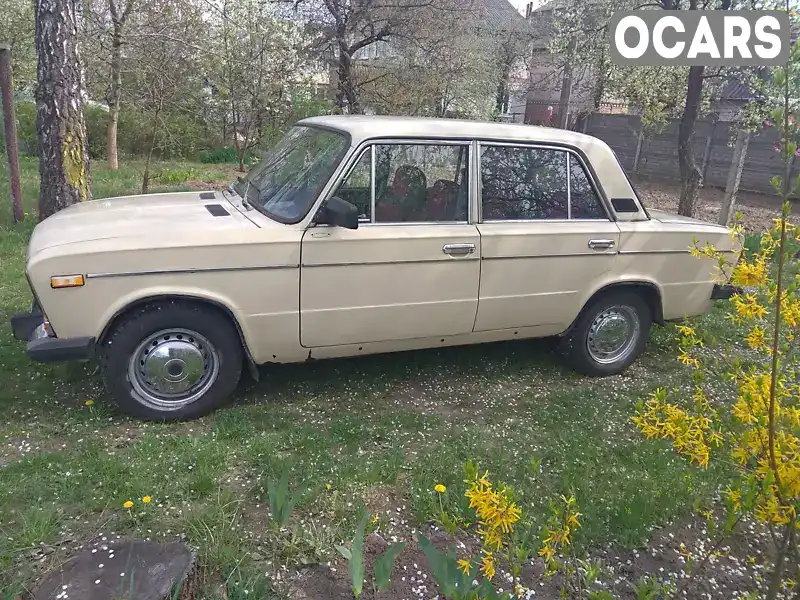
[0,157,746,598]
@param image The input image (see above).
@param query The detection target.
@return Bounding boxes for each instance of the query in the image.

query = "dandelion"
[434,484,446,494]
[123,500,133,509]
[85,400,94,406]
[142,496,152,504]
[325,482,332,490]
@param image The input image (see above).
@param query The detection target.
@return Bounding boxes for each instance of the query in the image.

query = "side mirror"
[317,196,359,229]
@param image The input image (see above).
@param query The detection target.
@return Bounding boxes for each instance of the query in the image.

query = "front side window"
[480,145,608,221]
[237,125,348,223]
[333,142,470,223]
[335,149,371,221]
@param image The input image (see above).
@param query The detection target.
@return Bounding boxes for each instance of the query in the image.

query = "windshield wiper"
[230,176,253,210]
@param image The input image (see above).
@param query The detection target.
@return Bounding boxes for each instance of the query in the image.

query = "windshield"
[235,125,348,223]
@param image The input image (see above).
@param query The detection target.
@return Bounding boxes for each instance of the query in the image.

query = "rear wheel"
[99,301,242,420]
[558,291,651,376]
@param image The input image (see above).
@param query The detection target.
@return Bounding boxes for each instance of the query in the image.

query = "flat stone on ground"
[33,540,193,600]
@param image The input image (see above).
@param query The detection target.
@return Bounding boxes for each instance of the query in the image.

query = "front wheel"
[99,301,243,420]
[558,292,651,376]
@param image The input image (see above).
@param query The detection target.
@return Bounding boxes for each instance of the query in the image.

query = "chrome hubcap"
[128,329,219,409]
[586,305,640,365]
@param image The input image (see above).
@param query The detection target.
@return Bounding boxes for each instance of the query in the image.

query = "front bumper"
[711,284,742,300]
[10,308,94,363]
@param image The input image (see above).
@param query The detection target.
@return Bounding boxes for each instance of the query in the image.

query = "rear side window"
[480,145,607,221]
[480,146,568,220]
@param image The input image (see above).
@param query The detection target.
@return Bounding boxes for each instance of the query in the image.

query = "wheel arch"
[574,280,664,329]
[97,294,257,368]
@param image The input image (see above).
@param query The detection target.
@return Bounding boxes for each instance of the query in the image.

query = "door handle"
[443,243,475,255]
[588,239,615,250]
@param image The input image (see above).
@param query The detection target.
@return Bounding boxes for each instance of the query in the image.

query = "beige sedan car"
[11,116,740,420]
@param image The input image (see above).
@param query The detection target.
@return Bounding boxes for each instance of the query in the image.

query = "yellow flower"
[732,257,768,288]
[325,482,332,490]
[142,495,152,504]
[370,513,379,525]
[123,500,133,509]
[745,326,770,352]
[480,551,496,580]
[457,558,472,576]
[434,484,446,494]
[677,350,700,369]
[538,543,555,561]
[84,400,94,406]
[725,487,742,511]
[732,293,768,320]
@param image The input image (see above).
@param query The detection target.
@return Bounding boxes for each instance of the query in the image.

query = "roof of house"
[475,0,525,28]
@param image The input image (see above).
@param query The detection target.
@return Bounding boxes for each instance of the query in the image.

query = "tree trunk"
[35,0,91,221]
[557,58,573,129]
[677,65,704,217]
[719,128,750,225]
[335,44,360,114]
[141,109,159,194]
[107,22,123,170]
[0,44,24,223]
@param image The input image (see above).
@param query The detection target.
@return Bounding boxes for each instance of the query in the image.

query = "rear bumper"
[711,284,742,300]
[10,309,94,363]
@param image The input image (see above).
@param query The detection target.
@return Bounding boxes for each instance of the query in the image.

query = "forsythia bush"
[633,38,800,600]
[426,461,583,599]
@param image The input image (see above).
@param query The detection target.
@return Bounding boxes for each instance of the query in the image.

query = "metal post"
[0,43,23,223]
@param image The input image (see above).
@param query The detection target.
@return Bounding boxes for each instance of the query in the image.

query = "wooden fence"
[579,113,796,196]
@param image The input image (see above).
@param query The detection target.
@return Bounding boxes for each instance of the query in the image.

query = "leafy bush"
[0,99,36,156]
[157,167,197,184]
[198,147,254,164]
[85,104,111,159]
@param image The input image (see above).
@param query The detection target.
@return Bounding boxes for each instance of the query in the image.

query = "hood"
[28,191,262,255]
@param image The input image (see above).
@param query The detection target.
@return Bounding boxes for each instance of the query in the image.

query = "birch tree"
[35,0,91,220]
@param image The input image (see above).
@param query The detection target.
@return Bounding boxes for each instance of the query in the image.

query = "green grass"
[0,157,742,597]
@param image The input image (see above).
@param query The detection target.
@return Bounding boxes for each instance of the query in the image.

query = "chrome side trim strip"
[303,257,478,268]
[86,265,298,279]
[482,252,616,260]
[617,249,690,255]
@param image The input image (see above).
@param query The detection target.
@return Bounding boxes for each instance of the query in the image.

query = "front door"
[301,141,480,348]
[474,143,620,332]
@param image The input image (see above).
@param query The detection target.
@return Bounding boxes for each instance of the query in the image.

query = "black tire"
[558,291,652,376]
[99,301,243,420]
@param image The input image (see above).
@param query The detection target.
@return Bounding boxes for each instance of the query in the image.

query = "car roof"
[298,115,599,147]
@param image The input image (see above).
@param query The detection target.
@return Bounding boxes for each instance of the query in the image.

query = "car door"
[474,143,620,333]
[300,140,480,347]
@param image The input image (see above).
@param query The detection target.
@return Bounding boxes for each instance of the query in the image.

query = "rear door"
[474,143,620,332]
[300,141,481,347]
